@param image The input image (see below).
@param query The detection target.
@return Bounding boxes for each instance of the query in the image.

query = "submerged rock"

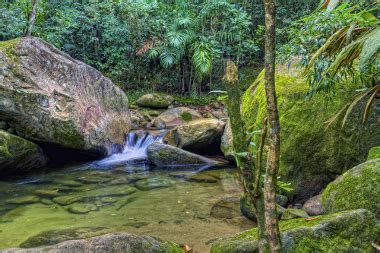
[136,93,174,109]
[15,232,183,252]
[155,107,202,127]
[147,142,219,166]
[0,130,47,176]
[211,209,379,253]
[187,173,219,183]
[0,37,130,155]
[210,197,241,219]
[135,177,172,191]
[67,203,98,214]
[322,158,380,217]
[5,195,40,205]
[164,118,225,155]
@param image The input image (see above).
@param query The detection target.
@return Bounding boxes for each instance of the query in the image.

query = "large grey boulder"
[147,142,219,167]
[4,232,183,253]
[164,118,225,154]
[0,37,130,155]
[0,130,47,175]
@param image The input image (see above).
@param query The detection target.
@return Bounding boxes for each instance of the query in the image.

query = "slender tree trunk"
[223,60,268,252]
[25,0,39,37]
[262,0,282,252]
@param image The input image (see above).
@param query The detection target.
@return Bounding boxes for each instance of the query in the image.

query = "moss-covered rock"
[0,37,131,155]
[322,159,380,217]
[241,71,380,200]
[0,130,47,176]
[136,93,174,109]
[367,146,380,160]
[211,209,379,253]
[16,232,184,252]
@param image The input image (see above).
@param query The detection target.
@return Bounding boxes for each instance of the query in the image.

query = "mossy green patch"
[180,111,193,122]
[367,146,380,160]
[322,159,380,217]
[241,71,380,196]
[211,209,379,253]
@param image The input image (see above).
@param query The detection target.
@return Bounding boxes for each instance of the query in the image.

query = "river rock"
[135,177,172,191]
[0,130,47,175]
[155,107,202,127]
[0,37,130,155]
[210,197,241,219]
[322,158,380,217]
[187,173,219,183]
[152,118,166,129]
[147,142,219,166]
[220,120,235,161]
[303,194,324,216]
[164,118,225,155]
[12,232,183,252]
[67,203,98,214]
[136,93,174,109]
[6,195,40,205]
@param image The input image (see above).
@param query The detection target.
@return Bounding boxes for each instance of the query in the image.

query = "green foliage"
[279,1,379,96]
[0,0,318,94]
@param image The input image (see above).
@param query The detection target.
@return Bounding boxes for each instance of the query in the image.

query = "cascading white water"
[95,131,165,167]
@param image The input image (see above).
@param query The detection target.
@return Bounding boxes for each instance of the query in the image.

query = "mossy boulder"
[0,130,47,176]
[0,37,130,155]
[147,142,219,167]
[155,107,202,127]
[164,118,225,155]
[14,232,184,253]
[367,146,380,160]
[281,208,309,220]
[136,93,174,109]
[211,209,379,253]
[322,158,380,217]
[241,71,380,200]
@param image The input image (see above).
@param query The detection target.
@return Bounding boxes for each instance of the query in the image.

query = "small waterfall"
[95,130,165,167]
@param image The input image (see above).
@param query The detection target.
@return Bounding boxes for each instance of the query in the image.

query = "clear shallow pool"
[0,162,254,252]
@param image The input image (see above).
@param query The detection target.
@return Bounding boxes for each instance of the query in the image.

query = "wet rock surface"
[0,37,130,154]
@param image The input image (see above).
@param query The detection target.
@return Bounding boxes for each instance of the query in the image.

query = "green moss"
[0,38,21,52]
[367,146,380,160]
[180,111,192,122]
[211,209,379,253]
[241,70,380,192]
[321,159,380,216]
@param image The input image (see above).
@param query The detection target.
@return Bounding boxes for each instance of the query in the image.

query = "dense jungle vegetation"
[0,0,379,252]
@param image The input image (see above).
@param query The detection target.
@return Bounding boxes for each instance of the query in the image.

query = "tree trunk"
[25,0,39,37]
[223,60,268,252]
[262,0,282,252]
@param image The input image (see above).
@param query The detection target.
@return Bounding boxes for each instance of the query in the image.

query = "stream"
[0,131,253,252]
